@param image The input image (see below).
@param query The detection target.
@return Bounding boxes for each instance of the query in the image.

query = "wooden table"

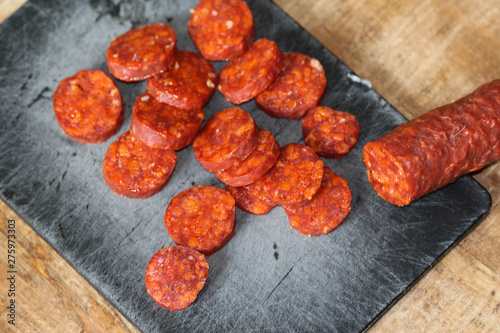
[1,0,499,331]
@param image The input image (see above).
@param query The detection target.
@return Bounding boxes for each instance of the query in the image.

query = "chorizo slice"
[215,129,280,187]
[261,143,324,207]
[145,245,209,311]
[362,79,500,206]
[103,131,177,199]
[218,38,283,104]
[164,185,236,256]
[284,167,351,237]
[193,107,259,172]
[256,52,327,120]
[188,0,255,61]
[225,179,276,215]
[130,92,204,151]
[106,23,177,82]
[53,69,124,144]
[146,50,218,110]
[302,106,360,158]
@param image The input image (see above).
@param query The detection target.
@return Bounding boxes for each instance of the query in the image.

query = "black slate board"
[0,0,491,332]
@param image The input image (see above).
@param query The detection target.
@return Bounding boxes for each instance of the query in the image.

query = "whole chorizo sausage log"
[362,79,500,206]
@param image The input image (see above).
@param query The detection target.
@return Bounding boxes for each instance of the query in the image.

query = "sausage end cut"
[363,79,500,206]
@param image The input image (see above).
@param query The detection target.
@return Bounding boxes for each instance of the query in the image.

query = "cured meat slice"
[302,106,360,158]
[284,167,351,236]
[256,52,326,120]
[362,79,500,206]
[215,129,280,187]
[261,143,324,207]
[146,50,218,110]
[164,186,236,255]
[145,245,209,311]
[218,38,283,104]
[130,92,204,151]
[53,69,124,144]
[188,0,255,61]
[103,131,177,199]
[225,179,276,215]
[193,107,259,172]
[106,23,177,82]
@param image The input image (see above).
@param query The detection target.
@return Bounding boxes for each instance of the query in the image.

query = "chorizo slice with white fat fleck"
[146,50,217,110]
[106,23,177,82]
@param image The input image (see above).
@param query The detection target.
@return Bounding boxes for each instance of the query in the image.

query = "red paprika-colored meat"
[261,143,324,207]
[103,131,177,199]
[215,129,280,187]
[188,0,255,61]
[302,106,359,158]
[53,69,124,144]
[363,79,500,206]
[145,246,209,311]
[146,50,217,110]
[218,38,283,104]
[284,167,351,236]
[130,92,204,151]
[193,107,259,172]
[106,23,177,82]
[256,52,326,120]
[164,186,236,256]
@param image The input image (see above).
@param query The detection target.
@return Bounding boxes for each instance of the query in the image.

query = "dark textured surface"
[0,0,491,332]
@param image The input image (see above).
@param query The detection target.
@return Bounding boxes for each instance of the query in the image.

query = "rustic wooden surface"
[1,0,499,332]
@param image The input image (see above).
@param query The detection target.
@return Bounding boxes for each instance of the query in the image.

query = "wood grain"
[1,0,499,332]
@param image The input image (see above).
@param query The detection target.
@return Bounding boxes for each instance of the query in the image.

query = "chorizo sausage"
[215,129,280,187]
[188,0,255,61]
[261,143,324,207]
[130,92,204,151]
[103,131,177,199]
[225,179,276,215]
[106,23,177,82]
[302,106,359,158]
[256,52,326,120]
[193,107,259,172]
[145,245,209,311]
[146,50,217,110]
[362,79,500,206]
[164,185,236,256]
[284,167,351,236]
[218,38,283,104]
[53,69,124,144]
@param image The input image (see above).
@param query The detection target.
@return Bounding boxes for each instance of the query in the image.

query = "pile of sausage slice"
[53,0,362,311]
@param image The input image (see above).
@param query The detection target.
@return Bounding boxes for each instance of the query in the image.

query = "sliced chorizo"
[284,167,352,237]
[145,245,209,311]
[103,131,177,199]
[363,79,500,206]
[217,38,283,104]
[256,52,326,120]
[193,107,259,172]
[188,0,255,61]
[53,69,124,144]
[146,50,217,110]
[106,23,177,82]
[215,129,280,187]
[302,106,360,158]
[164,186,236,256]
[130,92,204,151]
[261,143,324,207]
[225,179,276,215]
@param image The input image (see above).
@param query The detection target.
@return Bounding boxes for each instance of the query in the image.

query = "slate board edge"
[361,184,492,332]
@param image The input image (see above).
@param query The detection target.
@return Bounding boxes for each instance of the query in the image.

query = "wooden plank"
[0,200,139,332]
